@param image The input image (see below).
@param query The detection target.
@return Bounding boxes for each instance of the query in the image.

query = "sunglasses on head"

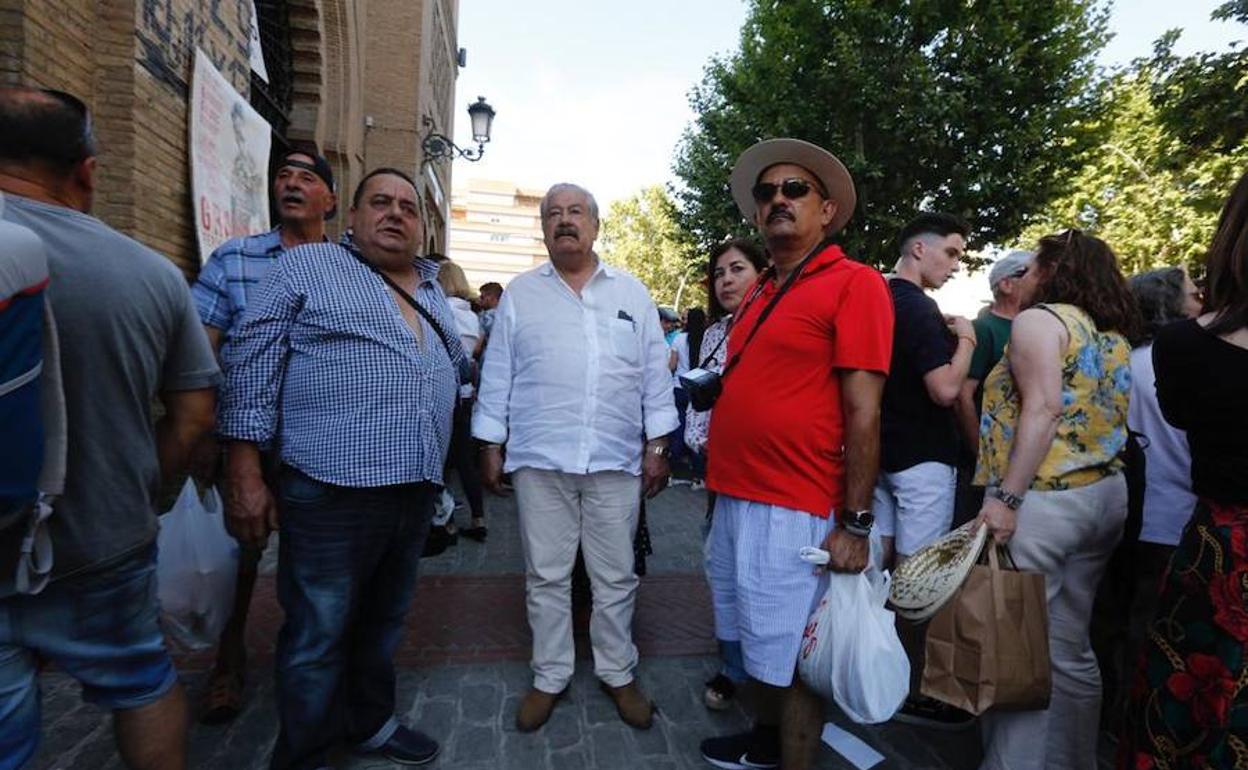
[751,178,823,204]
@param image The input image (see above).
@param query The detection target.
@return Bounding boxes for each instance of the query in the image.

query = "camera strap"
[703,236,834,376]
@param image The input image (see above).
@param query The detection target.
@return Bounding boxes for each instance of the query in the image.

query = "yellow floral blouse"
[974,303,1131,491]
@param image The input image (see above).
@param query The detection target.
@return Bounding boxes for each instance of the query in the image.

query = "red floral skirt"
[1118,499,1248,769]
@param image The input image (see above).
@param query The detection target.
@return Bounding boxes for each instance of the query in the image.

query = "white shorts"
[705,494,834,687]
[872,461,957,557]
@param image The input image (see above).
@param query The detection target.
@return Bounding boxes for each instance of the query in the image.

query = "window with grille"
[249,0,294,156]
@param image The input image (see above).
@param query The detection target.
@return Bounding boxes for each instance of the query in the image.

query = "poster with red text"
[190,48,271,264]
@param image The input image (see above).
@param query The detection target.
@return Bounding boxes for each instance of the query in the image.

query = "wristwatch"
[647,443,670,458]
[841,509,874,538]
[992,487,1025,511]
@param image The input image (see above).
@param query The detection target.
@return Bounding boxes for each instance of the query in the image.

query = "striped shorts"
[705,494,834,687]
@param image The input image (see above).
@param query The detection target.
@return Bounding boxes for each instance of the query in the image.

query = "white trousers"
[512,468,642,693]
[979,473,1128,770]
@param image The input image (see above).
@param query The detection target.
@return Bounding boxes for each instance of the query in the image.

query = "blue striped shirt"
[192,228,286,336]
[217,239,467,488]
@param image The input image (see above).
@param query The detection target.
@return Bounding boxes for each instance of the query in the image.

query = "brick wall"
[0,0,22,84]
[3,0,456,273]
[93,0,139,234]
[132,0,252,273]
[364,0,423,178]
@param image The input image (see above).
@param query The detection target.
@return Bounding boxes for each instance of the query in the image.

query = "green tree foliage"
[1148,7,1248,157]
[673,0,1111,266]
[599,185,706,310]
[1019,69,1248,273]
[1019,6,1248,275]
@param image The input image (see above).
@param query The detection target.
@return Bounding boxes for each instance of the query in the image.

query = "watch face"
[851,511,873,528]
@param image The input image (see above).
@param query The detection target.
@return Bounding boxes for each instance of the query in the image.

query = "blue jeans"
[0,545,176,770]
[670,388,690,472]
[271,467,435,770]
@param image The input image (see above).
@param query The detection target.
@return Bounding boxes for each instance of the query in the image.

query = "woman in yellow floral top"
[973,230,1140,770]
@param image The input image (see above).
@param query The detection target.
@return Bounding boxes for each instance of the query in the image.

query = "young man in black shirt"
[877,212,976,728]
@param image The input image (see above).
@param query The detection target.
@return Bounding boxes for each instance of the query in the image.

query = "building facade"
[0,0,462,274]
[447,178,547,289]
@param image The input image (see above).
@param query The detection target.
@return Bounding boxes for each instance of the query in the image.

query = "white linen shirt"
[472,259,679,475]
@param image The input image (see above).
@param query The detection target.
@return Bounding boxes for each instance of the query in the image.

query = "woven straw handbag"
[888,520,988,621]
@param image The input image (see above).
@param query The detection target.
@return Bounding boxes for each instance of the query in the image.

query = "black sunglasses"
[751,178,822,204]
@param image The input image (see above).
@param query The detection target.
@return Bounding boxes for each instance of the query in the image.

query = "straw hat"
[889,520,988,621]
[729,138,857,235]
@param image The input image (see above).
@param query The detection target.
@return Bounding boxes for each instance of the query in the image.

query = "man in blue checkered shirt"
[218,167,467,770]
[190,149,337,726]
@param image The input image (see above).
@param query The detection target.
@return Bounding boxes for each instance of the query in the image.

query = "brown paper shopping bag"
[921,545,1051,715]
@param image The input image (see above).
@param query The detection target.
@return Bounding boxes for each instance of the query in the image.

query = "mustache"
[280,191,305,204]
[766,207,794,224]
[555,225,579,237]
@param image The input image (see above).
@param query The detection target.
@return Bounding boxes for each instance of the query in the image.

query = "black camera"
[680,367,723,412]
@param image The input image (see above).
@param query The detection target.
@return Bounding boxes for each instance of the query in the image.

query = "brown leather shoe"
[600,680,654,729]
[515,688,562,732]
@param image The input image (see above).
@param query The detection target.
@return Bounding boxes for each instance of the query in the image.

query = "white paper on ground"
[821,722,885,770]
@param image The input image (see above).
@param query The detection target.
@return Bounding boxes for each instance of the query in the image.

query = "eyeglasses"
[751,178,820,204]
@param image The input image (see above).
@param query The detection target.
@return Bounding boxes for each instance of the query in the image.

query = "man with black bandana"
[190,148,338,723]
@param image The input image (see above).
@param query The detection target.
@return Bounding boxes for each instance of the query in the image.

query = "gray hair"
[540,182,599,223]
[1129,267,1187,346]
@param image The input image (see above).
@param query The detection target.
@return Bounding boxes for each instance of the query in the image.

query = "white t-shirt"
[446,296,480,398]
[446,296,481,351]
[1129,344,1197,546]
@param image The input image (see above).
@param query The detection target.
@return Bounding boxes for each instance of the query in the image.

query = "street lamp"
[421,96,495,167]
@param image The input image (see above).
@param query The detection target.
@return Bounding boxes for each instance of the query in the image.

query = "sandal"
[200,669,245,724]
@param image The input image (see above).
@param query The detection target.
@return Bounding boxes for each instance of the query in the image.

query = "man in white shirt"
[473,182,678,734]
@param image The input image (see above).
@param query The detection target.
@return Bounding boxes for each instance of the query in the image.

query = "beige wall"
[449,179,549,289]
[1,0,459,275]
[363,0,458,253]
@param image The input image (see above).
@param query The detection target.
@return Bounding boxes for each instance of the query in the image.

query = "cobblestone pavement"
[30,482,1113,769]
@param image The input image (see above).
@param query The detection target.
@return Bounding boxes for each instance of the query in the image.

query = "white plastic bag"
[798,553,910,724]
[431,487,455,526]
[156,479,239,652]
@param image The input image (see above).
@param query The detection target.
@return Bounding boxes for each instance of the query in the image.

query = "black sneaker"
[370,725,439,766]
[700,725,779,769]
[891,695,975,730]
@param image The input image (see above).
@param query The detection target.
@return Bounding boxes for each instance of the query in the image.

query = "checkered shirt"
[217,238,467,488]
[192,228,287,337]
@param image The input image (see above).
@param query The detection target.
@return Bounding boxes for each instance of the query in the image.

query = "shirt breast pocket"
[607,317,640,366]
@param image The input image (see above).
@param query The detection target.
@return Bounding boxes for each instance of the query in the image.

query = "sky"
[452,0,1245,214]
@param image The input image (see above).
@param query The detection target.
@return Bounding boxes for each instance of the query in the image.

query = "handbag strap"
[355,255,460,363]
[701,236,834,375]
[981,542,1018,571]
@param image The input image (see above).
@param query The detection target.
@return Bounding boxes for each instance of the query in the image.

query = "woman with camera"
[683,237,768,711]
[974,229,1138,769]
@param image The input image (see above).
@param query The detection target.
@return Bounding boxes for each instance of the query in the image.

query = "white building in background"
[448,179,548,290]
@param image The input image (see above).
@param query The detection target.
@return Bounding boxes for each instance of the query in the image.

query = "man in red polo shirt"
[699,139,894,770]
